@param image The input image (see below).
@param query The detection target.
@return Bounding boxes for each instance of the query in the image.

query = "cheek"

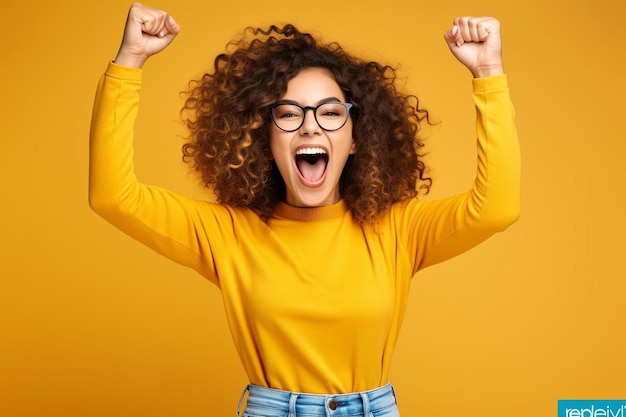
[268,133,292,167]
[336,130,356,155]
[267,129,281,159]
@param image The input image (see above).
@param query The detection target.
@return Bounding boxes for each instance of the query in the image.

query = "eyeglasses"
[270,102,353,132]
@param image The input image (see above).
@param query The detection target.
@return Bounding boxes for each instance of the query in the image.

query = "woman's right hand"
[114,2,180,68]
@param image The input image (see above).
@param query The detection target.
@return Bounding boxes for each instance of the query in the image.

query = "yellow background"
[2,0,625,416]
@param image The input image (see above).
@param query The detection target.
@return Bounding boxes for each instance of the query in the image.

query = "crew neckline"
[273,200,349,222]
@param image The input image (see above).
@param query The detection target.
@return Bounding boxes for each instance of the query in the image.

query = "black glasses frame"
[269,102,353,132]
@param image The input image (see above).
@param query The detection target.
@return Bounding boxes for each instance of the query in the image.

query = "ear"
[349,139,357,155]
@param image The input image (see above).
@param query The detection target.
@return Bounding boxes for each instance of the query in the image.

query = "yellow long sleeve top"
[89,62,520,395]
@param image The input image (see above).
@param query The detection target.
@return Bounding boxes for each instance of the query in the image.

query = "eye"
[274,104,303,120]
[317,103,346,118]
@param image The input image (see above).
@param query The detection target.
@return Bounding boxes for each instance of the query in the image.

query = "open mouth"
[295,147,329,185]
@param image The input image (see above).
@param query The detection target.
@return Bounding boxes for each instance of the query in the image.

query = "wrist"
[114,52,147,69]
[472,63,505,78]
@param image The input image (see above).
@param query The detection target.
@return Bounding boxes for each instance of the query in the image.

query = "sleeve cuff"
[472,74,508,92]
[105,61,143,82]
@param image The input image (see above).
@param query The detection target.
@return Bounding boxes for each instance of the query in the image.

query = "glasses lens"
[272,105,304,131]
[315,103,349,131]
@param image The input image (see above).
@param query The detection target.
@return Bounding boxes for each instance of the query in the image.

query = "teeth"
[295,147,327,156]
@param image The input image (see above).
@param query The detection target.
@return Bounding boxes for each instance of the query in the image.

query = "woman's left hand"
[444,16,504,78]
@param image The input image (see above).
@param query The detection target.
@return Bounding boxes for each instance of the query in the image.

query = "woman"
[89,3,520,416]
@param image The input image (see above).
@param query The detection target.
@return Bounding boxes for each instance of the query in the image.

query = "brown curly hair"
[181,24,432,225]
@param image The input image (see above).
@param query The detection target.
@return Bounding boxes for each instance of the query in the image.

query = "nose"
[299,108,322,135]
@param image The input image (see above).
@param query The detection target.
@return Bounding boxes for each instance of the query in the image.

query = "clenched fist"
[444,17,504,78]
[115,3,181,68]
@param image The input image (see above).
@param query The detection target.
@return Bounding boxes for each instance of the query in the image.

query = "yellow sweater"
[89,62,520,394]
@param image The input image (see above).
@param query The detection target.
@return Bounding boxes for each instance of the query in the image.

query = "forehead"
[282,67,345,102]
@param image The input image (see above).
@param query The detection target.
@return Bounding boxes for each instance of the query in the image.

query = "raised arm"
[399,17,520,271]
[89,4,224,283]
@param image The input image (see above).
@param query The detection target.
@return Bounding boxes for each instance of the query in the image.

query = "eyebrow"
[276,97,344,106]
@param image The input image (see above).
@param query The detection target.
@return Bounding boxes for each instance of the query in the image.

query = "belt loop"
[360,392,371,417]
[389,383,398,406]
[236,385,250,417]
[288,392,299,417]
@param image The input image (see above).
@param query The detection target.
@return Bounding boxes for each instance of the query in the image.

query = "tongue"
[297,156,326,183]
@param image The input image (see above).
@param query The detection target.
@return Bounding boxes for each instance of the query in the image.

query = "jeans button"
[329,399,337,410]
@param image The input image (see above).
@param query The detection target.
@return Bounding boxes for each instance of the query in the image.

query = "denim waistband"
[237,383,397,417]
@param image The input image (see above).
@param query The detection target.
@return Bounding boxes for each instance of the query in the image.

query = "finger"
[159,15,180,38]
[454,16,497,43]
[455,17,476,43]
[475,18,499,41]
[129,4,170,37]
[468,19,482,42]
[467,17,493,42]
[444,24,463,47]
[140,12,168,37]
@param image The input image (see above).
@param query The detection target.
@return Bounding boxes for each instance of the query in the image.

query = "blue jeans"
[237,383,400,417]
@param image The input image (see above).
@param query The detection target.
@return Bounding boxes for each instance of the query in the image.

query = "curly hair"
[181,24,432,225]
